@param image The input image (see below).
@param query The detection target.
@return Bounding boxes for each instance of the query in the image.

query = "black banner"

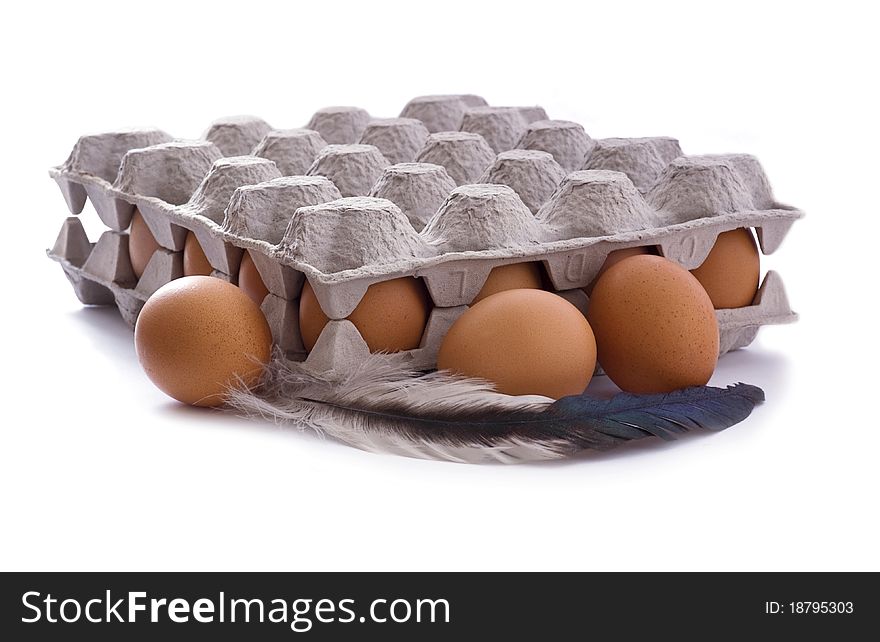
[1,572,875,639]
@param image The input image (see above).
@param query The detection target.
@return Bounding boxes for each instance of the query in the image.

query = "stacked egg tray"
[48,94,802,373]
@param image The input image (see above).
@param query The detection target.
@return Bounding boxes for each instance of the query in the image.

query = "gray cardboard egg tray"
[48,94,802,376]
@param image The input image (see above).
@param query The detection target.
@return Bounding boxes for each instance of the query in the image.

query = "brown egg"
[690,228,760,308]
[584,246,653,295]
[472,262,544,303]
[300,277,430,353]
[134,276,272,407]
[437,289,596,399]
[183,230,213,276]
[128,208,161,279]
[238,250,269,306]
[588,255,719,394]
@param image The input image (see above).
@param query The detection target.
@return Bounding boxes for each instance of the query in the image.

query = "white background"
[1,0,877,571]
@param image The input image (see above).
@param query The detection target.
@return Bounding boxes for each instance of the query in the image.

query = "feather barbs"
[227,352,764,464]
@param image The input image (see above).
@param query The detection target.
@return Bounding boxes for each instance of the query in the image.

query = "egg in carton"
[48,94,802,372]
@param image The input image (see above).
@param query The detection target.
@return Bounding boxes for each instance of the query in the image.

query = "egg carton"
[48,95,802,371]
[45,95,560,327]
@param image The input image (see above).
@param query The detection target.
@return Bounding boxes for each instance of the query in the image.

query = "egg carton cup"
[48,95,801,376]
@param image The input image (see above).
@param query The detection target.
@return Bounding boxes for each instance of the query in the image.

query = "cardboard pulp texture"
[48,94,802,374]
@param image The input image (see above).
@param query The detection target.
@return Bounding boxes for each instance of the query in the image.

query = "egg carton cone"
[48,95,802,376]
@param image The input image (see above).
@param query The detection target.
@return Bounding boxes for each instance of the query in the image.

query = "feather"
[227,353,765,464]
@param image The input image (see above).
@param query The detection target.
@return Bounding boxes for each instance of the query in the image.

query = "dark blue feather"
[542,384,765,451]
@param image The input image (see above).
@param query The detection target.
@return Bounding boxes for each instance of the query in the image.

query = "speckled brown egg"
[588,255,719,394]
[584,246,654,295]
[472,262,544,303]
[690,228,760,309]
[437,289,596,399]
[134,276,272,407]
[128,208,160,279]
[238,250,269,307]
[299,277,430,353]
[183,230,213,277]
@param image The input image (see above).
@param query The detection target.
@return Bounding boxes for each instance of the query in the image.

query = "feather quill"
[228,353,765,464]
